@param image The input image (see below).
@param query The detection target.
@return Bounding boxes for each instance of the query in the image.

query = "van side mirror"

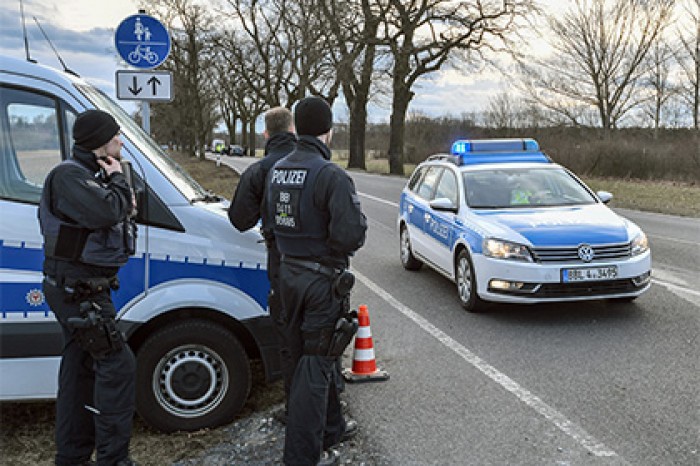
[429,197,458,213]
[597,191,613,204]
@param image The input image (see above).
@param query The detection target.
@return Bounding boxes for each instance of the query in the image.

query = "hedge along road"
[220,154,699,465]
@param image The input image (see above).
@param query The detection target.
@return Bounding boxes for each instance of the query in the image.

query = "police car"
[398,139,652,312]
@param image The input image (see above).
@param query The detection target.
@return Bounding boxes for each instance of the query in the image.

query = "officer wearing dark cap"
[39,109,138,466]
[266,97,367,466]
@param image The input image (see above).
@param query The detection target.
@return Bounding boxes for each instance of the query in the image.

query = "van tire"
[135,320,251,432]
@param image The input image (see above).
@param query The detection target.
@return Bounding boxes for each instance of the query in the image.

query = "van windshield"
[76,83,209,202]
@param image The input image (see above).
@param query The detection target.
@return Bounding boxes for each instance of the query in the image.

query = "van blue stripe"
[1,242,269,317]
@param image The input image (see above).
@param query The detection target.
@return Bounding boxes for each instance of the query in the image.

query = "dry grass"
[0,363,284,466]
[583,177,700,217]
[170,152,240,198]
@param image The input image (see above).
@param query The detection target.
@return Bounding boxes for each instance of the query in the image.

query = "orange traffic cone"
[342,304,389,383]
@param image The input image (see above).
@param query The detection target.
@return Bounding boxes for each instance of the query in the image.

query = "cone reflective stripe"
[343,304,389,383]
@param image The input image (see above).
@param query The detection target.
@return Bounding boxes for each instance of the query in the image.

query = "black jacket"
[267,135,367,266]
[228,132,296,238]
[39,147,134,275]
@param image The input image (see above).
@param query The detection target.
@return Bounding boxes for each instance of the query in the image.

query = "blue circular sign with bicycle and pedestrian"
[115,14,171,69]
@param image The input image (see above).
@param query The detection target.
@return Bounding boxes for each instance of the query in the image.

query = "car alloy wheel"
[400,226,422,270]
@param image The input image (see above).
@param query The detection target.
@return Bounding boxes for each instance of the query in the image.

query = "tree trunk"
[248,120,256,157]
[388,89,412,176]
[347,103,367,170]
[240,118,249,152]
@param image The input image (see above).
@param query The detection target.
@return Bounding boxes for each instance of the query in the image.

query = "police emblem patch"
[26,289,45,306]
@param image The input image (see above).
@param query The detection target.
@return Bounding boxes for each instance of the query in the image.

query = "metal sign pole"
[142,101,150,135]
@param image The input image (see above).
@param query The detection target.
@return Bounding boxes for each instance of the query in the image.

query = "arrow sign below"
[129,76,142,95]
[116,70,173,102]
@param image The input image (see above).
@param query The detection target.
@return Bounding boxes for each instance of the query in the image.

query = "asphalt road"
[220,155,699,465]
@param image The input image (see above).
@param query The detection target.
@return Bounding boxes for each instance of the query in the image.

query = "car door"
[422,168,459,275]
[404,166,441,261]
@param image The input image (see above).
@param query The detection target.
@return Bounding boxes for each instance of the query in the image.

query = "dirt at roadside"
[172,403,389,466]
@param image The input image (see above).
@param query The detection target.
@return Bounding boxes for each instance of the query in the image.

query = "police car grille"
[535,279,639,298]
[531,242,631,263]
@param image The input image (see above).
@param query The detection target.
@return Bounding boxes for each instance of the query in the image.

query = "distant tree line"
[140,0,699,177]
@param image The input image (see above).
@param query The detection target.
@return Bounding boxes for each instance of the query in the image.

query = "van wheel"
[455,249,486,312]
[135,320,251,432]
[400,225,422,270]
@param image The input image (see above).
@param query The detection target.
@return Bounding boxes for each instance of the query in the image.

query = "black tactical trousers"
[43,279,136,466]
[279,261,347,466]
[267,243,294,400]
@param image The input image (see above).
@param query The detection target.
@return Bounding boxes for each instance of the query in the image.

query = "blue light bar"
[450,138,549,165]
[451,138,540,155]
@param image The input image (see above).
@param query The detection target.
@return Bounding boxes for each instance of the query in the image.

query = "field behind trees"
[330,118,700,183]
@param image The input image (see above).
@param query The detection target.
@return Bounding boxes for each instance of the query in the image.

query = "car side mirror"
[597,190,613,204]
[430,197,458,213]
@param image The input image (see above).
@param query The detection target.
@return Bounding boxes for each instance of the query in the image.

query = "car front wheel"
[135,319,251,432]
[455,249,486,312]
[400,225,422,270]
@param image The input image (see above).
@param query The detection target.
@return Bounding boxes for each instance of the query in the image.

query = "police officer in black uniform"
[39,110,138,466]
[228,106,296,400]
[266,97,367,466]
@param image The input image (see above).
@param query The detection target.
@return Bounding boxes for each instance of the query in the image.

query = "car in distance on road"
[229,144,246,156]
[397,139,652,312]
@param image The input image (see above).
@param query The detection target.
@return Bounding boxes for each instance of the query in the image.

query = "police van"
[0,55,280,432]
[398,139,652,312]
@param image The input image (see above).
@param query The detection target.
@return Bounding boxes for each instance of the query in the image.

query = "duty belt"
[281,256,340,278]
[44,275,118,292]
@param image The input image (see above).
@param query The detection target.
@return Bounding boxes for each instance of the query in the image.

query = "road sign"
[116,70,173,102]
[115,14,171,69]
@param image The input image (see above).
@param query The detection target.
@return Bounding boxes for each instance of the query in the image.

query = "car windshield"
[76,83,209,202]
[463,167,597,208]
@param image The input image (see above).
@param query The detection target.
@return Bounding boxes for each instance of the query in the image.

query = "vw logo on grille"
[577,244,595,262]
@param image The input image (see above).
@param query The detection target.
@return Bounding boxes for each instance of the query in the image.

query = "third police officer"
[267,97,367,466]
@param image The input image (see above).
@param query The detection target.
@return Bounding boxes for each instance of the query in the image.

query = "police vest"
[268,154,331,258]
[39,159,133,267]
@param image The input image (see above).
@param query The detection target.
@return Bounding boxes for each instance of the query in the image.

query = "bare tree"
[382,0,535,175]
[221,0,339,107]
[641,38,678,136]
[146,0,220,157]
[520,0,674,132]
[675,0,700,129]
[485,92,518,129]
[317,0,386,169]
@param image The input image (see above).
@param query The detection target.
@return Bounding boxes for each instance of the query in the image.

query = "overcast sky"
[0,0,565,123]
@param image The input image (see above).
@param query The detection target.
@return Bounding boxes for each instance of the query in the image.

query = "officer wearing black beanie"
[38,108,138,466]
[266,97,367,466]
[73,109,122,151]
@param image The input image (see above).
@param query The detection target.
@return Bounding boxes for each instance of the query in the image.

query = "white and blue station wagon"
[397,139,652,312]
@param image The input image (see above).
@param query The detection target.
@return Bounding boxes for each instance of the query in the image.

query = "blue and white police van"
[0,55,280,432]
[398,138,652,312]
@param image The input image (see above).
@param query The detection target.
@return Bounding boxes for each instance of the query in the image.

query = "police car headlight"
[630,232,649,256]
[483,238,533,262]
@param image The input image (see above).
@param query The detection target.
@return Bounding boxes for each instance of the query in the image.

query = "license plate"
[562,265,618,282]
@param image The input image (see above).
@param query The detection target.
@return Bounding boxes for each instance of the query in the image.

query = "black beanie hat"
[73,110,120,150]
[294,97,333,136]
